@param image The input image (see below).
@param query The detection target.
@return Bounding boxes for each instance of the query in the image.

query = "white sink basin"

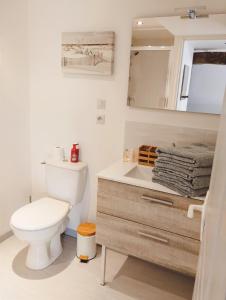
[125,165,153,181]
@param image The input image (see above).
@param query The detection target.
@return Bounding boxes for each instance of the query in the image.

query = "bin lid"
[77,223,96,236]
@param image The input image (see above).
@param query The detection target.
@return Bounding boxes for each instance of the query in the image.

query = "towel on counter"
[153,168,210,190]
[152,176,208,197]
[155,160,212,178]
[157,145,214,168]
[152,144,213,197]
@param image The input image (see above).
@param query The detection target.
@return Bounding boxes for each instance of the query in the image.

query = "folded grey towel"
[152,176,208,197]
[155,156,213,171]
[157,145,214,168]
[153,168,210,190]
[155,160,212,178]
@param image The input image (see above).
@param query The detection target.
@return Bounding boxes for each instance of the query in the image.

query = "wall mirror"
[127,13,226,114]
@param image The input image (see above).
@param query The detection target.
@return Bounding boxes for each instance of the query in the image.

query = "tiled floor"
[0,235,194,300]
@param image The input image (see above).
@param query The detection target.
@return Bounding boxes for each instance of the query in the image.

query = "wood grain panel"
[96,212,199,276]
[97,179,202,240]
[193,52,226,65]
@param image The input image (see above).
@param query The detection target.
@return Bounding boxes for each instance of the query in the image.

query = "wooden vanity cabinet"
[96,178,202,279]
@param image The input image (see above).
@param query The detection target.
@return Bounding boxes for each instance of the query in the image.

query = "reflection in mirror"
[128,48,171,109]
[128,15,226,114]
[178,40,226,114]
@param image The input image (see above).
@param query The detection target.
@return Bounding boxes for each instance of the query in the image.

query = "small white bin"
[77,223,96,261]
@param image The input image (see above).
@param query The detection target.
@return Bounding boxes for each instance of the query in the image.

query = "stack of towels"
[152,144,214,197]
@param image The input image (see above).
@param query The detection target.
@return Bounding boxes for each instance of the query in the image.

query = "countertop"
[97,160,205,201]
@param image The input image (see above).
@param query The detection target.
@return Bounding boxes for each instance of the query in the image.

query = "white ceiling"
[132,29,174,43]
[133,14,226,36]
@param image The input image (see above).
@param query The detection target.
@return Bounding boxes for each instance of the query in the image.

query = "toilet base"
[26,232,63,270]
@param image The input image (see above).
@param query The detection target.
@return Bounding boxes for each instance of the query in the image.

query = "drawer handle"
[138,231,169,244]
[141,195,173,207]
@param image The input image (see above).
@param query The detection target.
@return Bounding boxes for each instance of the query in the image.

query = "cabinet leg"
[100,245,106,286]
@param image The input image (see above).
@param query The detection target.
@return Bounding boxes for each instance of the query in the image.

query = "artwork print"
[62,31,115,75]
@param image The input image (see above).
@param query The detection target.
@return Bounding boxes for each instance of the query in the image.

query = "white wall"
[28,0,224,231]
[188,64,226,114]
[0,0,30,236]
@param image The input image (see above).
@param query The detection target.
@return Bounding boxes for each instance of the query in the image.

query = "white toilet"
[10,160,87,270]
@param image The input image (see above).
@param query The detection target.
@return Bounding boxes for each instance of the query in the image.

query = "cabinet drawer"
[97,179,202,240]
[96,212,200,276]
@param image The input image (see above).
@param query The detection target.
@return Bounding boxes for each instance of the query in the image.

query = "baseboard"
[0,231,13,243]
[65,228,77,238]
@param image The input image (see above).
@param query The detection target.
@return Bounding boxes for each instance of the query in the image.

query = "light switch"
[96,114,105,125]
[97,99,106,110]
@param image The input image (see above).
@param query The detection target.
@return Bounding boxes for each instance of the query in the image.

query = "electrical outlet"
[96,114,105,125]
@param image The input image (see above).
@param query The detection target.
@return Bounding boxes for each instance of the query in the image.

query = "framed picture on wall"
[62,31,115,75]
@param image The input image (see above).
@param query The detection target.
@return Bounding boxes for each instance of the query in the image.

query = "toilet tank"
[45,160,87,206]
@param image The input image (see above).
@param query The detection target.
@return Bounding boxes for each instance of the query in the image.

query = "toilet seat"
[10,197,70,231]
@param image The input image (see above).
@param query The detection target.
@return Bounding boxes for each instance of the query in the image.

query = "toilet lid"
[10,197,70,231]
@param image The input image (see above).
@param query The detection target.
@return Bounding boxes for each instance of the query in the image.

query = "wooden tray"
[138,145,158,167]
